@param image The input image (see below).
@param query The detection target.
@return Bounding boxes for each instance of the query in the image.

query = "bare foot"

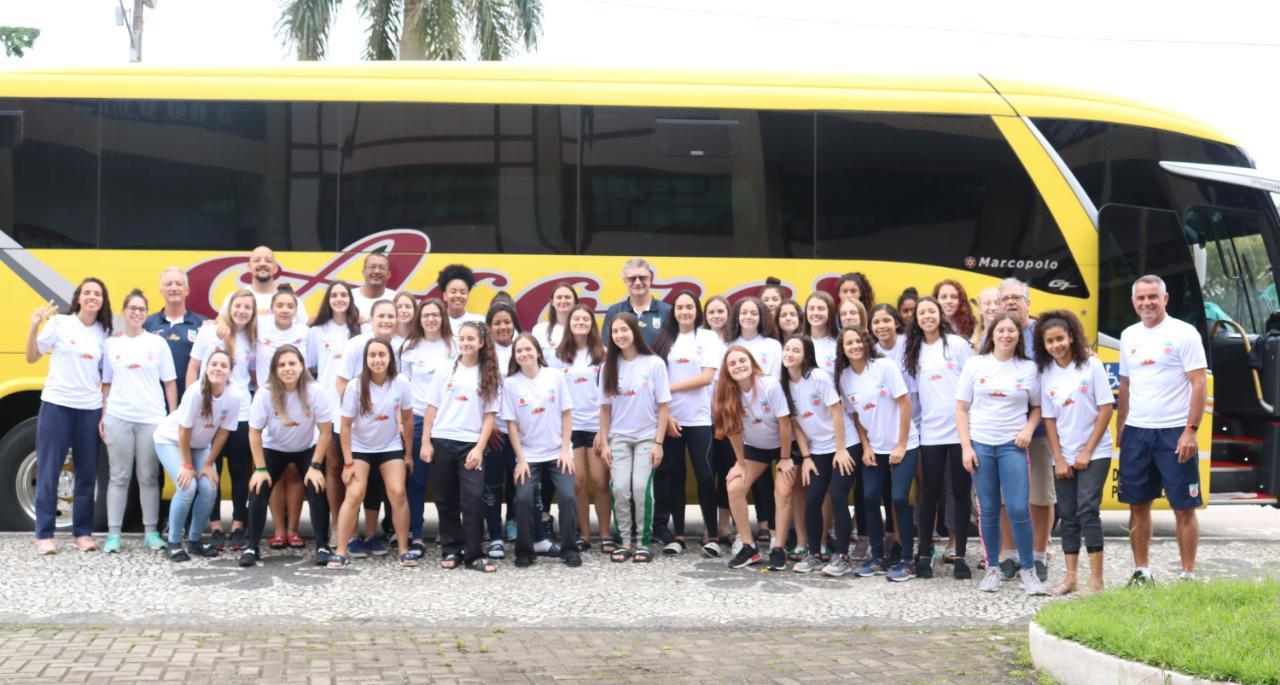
[74,536,97,552]
[35,539,56,555]
[1048,580,1077,596]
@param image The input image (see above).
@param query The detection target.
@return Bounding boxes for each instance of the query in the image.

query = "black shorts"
[353,450,403,467]
[571,430,597,450]
[744,445,781,465]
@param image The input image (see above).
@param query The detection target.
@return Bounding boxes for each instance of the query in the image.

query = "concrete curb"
[1029,621,1232,685]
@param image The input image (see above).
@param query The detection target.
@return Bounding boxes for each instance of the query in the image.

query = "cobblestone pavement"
[0,625,1037,684]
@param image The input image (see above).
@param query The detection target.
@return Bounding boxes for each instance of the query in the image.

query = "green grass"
[1037,579,1280,685]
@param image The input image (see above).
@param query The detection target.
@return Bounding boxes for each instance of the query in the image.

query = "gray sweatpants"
[102,415,161,535]
[1054,457,1111,555]
[608,434,656,549]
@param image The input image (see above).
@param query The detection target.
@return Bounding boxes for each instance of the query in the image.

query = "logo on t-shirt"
[809,392,821,407]
[861,402,876,412]
[374,414,390,421]
[675,357,692,365]
[877,384,887,397]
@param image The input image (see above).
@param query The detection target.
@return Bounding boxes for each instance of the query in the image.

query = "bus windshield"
[1187,203,1280,335]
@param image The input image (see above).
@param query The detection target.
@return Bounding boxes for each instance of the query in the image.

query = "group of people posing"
[28,248,1206,596]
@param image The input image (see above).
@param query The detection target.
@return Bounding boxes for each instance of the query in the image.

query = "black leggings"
[804,453,855,554]
[247,447,330,553]
[210,421,251,524]
[656,425,716,537]
[915,443,971,559]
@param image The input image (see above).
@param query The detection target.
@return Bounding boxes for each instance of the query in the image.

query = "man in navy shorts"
[1116,275,1207,585]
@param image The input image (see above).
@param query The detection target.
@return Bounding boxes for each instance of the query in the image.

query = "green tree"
[0,26,40,58]
[276,0,541,61]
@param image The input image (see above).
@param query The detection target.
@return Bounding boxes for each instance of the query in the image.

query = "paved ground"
[1,507,1275,683]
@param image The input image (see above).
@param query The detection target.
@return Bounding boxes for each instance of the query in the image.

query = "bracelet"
[309,462,325,472]
[254,467,267,473]
[343,462,355,469]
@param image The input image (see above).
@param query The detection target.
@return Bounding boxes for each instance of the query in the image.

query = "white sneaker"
[1020,569,1048,596]
[978,567,1002,592]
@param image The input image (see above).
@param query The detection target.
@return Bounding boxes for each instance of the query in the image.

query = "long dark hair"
[358,338,398,416]
[602,313,656,397]
[834,326,883,392]
[267,344,313,421]
[903,296,957,380]
[1033,309,1090,372]
[312,282,362,338]
[702,295,733,344]
[485,301,522,346]
[729,296,776,341]
[70,277,113,335]
[652,289,703,359]
[869,303,904,336]
[200,349,234,419]
[837,272,876,312]
[555,303,604,366]
[978,312,1030,360]
[545,282,579,343]
[779,334,818,417]
[774,299,803,342]
[401,298,453,357]
[454,321,501,404]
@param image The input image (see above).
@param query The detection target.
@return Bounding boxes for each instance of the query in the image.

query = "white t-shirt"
[731,335,782,379]
[876,337,921,425]
[306,320,355,394]
[956,354,1040,446]
[1041,356,1114,462]
[531,320,567,358]
[222,288,310,324]
[494,342,514,377]
[665,329,724,427]
[250,382,335,453]
[914,333,973,445]
[340,374,411,453]
[103,332,176,424]
[500,368,573,463]
[1118,316,1208,429]
[37,314,106,410]
[255,319,309,384]
[840,358,919,454]
[740,376,791,449]
[426,361,502,443]
[350,288,398,320]
[599,354,672,440]
[552,347,601,432]
[401,337,456,416]
[448,310,486,331]
[338,333,394,383]
[786,368,856,454]
[813,336,838,376]
[190,327,254,422]
[153,384,242,449]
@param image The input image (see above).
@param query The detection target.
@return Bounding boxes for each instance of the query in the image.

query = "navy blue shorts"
[1118,426,1202,509]
[570,430,597,450]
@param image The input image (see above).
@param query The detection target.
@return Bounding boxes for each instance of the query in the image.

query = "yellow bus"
[0,64,1276,531]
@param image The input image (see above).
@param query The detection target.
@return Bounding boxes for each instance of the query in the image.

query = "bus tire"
[0,418,109,533]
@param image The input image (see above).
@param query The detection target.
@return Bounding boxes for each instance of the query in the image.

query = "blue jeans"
[35,401,101,539]
[860,448,919,562]
[406,415,431,540]
[155,442,218,545]
[973,440,1033,571]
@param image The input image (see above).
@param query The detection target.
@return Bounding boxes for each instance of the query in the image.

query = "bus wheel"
[0,418,108,532]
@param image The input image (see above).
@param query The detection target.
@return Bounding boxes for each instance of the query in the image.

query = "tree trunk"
[399,0,426,60]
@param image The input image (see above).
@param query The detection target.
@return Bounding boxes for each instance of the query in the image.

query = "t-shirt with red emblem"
[1040,356,1114,462]
[665,329,724,427]
[956,354,1040,446]
[500,367,573,463]
[551,347,601,432]
[785,368,856,454]
[425,361,502,443]
[599,354,671,440]
[255,318,309,384]
[37,314,107,410]
[1118,316,1207,429]
[103,331,177,424]
[190,327,254,422]
[153,383,243,449]
[250,382,335,453]
[307,320,356,403]
[340,374,411,453]
[840,358,918,454]
[914,333,973,445]
[739,376,790,449]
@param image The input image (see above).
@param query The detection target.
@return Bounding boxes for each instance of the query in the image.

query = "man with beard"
[221,246,309,323]
[350,251,398,319]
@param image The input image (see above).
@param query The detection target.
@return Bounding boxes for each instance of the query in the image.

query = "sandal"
[440,553,462,570]
[575,539,591,553]
[406,542,426,560]
[399,552,418,567]
[467,557,498,573]
[610,547,633,563]
[633,549,653,563]
[662,539,685,556]
[287,534,305,548]
[268,535,287,550]
[601,539,620,555]
[326,554,350,569]
[1048,581,1077,597]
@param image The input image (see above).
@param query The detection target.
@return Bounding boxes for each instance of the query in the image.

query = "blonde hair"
[218,289,259,359]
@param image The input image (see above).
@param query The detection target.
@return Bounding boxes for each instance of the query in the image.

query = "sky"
[0,0,1277,173]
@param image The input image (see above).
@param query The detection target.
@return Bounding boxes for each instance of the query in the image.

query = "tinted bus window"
[579,108,813,258]
[0,99,98,248]
[336,103,575,255]
[816,113,1085,296]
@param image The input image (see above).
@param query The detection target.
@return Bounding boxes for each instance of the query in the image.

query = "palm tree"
[276,0,542,61]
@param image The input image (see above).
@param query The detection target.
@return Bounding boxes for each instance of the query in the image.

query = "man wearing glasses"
[144,267,206,398]
[350,250,397,320]
[602,257,671,347]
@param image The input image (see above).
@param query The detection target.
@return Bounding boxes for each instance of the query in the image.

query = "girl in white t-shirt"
[331,338,414,568]
[101,289,177,553]
[306,281,363,541]
[775,299,803,341]
[650,291,724,556]
[27,277,111,554]
[760,280,785,320]
[597,313,671,563]
[552,304,608,553]
[153,350,243,561]
[400,298,455,554]
[714,345,793,570]
[839,326,920,582]
[532,282,578,358]
[1034,310,1113,596]
[700,295,736,548]
[956,313,1045,596]
[483,301,522,553]
[421,321,502,572]
[903,296,975,579]
[729,297,782,380]
[187,288,258,550]
[255,286,310,548]
[803,292,839,376]
[244,344,334,568]
[392,292,417,343]
[503,333,579,567]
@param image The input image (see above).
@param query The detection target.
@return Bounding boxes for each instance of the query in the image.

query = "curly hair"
[837,272,876,312]
[437,263,475,291]
[729,296,777,341]
[1032,309,1091,372]
[455,321,501,404]
[69,277,114,335]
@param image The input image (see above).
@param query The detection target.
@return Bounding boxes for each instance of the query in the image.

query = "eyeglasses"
[625,275,650,283]
[999,294,1027,304]
[124,306,148,313]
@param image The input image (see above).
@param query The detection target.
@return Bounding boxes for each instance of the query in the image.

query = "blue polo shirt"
[603,297,672,348]
[144,309,207,397]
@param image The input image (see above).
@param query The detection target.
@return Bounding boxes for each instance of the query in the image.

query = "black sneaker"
[314,547,333,566]
[1035,559,1048,582]
[729,545,761,569]
[1127,571,1155,587]
[915,556,934,579]
[563,551,582,568]
[767,548,787,571]
[884,540,902,565]
[999,557,1019,581]
[209,529,226,551]
[188,540,217,558]
[238,549,258,568]
[515,555,534,568]
[228,529,247,551]
[167,543,190,563]
[953,559,972,580]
